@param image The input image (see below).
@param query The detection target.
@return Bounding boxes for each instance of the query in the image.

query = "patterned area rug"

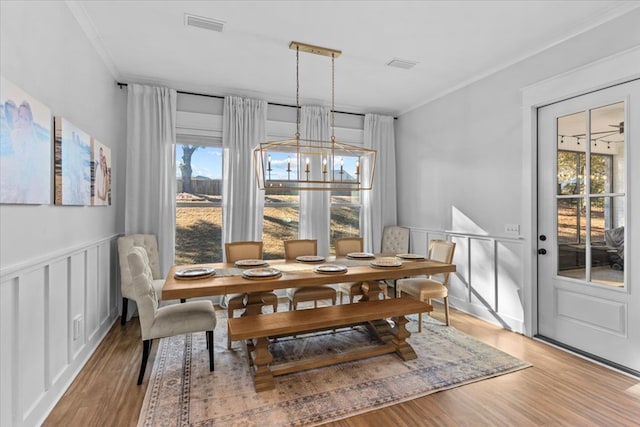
[138,311,530,427]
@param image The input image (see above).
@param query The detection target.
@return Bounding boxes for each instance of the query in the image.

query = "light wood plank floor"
[44,304,640,426]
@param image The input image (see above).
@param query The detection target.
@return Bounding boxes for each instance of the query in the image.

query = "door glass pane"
[175,144,223,264]
[557,197,586,280]
[557,112,586,195]
[590,196,624,286]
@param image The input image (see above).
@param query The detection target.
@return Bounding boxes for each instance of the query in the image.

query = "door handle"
[538,248,547,255]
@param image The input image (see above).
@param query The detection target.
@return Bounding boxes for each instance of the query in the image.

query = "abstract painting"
[0,76,52,204]
[91,138,111,206]
[54,117,91,206]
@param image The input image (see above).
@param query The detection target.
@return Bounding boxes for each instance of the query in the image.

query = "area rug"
[138,312,530,427]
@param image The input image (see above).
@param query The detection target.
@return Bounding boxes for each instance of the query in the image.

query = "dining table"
[162,253,457,310]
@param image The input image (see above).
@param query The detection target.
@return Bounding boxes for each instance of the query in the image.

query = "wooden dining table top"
[162,254,456,301]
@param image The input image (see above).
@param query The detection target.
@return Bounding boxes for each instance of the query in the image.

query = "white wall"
[396,9,640,331]
[0,2,125,426]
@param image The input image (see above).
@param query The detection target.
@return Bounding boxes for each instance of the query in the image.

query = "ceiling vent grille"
[386,58,418,70]
[184,14,225,32]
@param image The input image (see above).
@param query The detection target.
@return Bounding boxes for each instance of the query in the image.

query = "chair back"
[118,234,161,300]
[335,237,363,256]
[225,241,263,263]
[428,239,456,285]
[127,246,159,340]
[284,239,317,259]
[381,226,410,254]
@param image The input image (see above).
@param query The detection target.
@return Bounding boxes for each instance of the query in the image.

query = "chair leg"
[418,312,423,332]
[121,298,128,325]
[137,339,152,385]
[207,331,215,371]
[227,307,233,350]
[444,296,450,326]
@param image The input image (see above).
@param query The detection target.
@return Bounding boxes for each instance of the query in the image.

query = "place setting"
[395,253,426,261]
[345,252,375,260]
[370,257,404,269]
[241,267,282,280]
[234,259,269,268]
[296,255,326,263]
[313,263,348,274]
[173,267,216,280]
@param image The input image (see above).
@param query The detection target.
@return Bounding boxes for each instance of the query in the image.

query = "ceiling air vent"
[386,58,418,70]
[184,13,225,32]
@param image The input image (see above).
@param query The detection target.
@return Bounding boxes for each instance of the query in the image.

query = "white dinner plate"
[396,253,426,260]
[296,255,326,263]
[370,258,403,268]
[346,252,375,259]
[234,259,268,267]
[174,267,216,279]
[314,264,348,274]
[242,267,281,279]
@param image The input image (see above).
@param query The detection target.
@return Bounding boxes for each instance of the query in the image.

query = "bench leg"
[252,337,275,392]
[391,316,417,361]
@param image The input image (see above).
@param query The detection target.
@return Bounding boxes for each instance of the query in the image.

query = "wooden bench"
[227,298,432,391]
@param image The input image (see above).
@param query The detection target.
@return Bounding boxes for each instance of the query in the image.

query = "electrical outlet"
[504,224,520,235]
[73,315,82,341]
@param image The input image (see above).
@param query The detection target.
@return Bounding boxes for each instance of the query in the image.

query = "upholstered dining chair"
[127,246,216,385]
[117,234,165,325]
[378,226,410,297]
[381,225,410,254]
[335,237,384,303]
[224,241,278,349]
[284,239,337,310]
[396,239,456,330]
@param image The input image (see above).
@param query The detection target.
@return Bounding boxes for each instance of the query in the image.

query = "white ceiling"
[68,1,638,115]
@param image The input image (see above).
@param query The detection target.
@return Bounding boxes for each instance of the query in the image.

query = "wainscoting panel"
[48,260,69,387]
[408,228,524,332]
[0,235,120,427]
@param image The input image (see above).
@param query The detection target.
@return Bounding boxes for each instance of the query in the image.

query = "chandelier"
[253,41,376,191]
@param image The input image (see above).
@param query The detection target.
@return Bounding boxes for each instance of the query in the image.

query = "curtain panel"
[298,106,331,256]
[125,84,177,275]
[221,96,267,257]
[362,114,397,253]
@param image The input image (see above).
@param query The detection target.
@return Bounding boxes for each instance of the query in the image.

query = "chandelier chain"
[296,46,300,139]
[331,53,336,142]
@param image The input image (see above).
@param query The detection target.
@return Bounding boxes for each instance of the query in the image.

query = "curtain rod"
[116,82,396,119]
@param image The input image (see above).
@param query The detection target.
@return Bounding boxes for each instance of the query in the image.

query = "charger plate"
[242,267,282,280]
[314,264,348,274]
[174,267,216,279]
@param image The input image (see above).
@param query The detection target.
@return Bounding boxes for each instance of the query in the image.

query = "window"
[175,139,223,264]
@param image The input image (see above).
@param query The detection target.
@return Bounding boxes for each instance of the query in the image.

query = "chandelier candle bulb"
[267,155,272,171]
[356,160,360,175]
[305,157,310,172]
[323,158,327,173]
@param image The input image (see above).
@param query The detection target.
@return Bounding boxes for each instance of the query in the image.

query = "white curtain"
[298,106,331,256]
[222,96,266,255]
[125,84,177,275]
[362,114,397,253]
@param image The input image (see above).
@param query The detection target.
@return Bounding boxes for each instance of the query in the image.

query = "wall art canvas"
[91,138,111,206]
[0,76,52,204]
[54,116,91,206]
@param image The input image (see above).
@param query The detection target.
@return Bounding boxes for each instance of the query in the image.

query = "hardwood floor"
[43,304,640,426]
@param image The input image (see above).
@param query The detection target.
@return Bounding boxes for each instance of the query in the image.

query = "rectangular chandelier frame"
[254,137,376,191]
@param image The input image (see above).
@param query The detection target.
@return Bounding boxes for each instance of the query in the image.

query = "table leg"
[243,293,268,316]
[360,281,386,302]
[390,316,417,360]
[251,337,275,392]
